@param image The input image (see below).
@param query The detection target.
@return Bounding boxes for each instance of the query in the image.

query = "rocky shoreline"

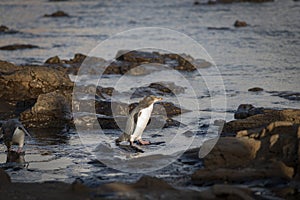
[1,105,299,199]
[0,51,300,199]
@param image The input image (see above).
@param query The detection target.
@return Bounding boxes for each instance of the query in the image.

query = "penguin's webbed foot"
[137,139,151,145]
[17,147,23,154]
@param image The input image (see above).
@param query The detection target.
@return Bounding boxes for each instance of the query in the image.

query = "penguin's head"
[142,95,163,105]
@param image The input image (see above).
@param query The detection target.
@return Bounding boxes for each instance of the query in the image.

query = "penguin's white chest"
[130,104,154,141]
[12,128,25,147]
[138,105,154,124]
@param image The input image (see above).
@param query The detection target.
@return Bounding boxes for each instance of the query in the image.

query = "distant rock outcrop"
[44,10,70,17]
[0,44,39,51]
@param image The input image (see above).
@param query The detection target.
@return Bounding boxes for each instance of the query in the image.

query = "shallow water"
[0,0,299,186]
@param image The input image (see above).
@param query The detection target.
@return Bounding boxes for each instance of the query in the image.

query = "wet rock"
[201,118,300,186]
[202,137,261,169]
[45,55,61,64]
[20,91,72,128]
[211,0,273,3]
[0,44,39,51]
[248,87,264,92]
[269,91,300,101]
[0,25,18,34]
[117,50,164,64]
[0,60,20,74]
[131,81,185,98]
[0,169,11,186]
[44,10,70,17]
[198,184,255,200]
[0,61,73,101]
[234,20,247,27]
[149,82,185,95]
[222,107,300,135]
[113,50,211,74]
[234,104,264,119]
[192,161,293,185]
[96,86,117,98]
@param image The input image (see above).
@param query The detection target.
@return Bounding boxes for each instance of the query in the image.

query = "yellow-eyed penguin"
[115,95,163,146]
[0,119,31,153]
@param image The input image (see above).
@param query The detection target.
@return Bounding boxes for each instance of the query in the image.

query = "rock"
[248,87,264,92]
[0,25,18,34]
[0,169,11,187]
[0,62,73,101]
[149,82,185,95]
[194,122,299,185]
[45,56,61,64]
[133,176,175,190]
[194,1,200,5]
[20,91,72,128]
[234,104,264,119]
[117,50,164,64]
[234,20,247,27]
[198,184,255,200]
[111,50,211,74]
[212,0,273,3]
[202,137,261,169]
[0,25,9,32]
[0,44,39,51]
[44,10,70,17]
[222,108,300,135]
[0,60,20,74]
[131,82,185,98]
[192,160,293,185]
[269,91,300,101]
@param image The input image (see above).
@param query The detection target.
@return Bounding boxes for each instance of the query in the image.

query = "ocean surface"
[0,0,299,186]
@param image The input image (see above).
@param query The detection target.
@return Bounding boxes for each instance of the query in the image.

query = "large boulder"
[193,118,300,186]
[222,107,300,135]
[20,91,72,128]
[0,61,73,101]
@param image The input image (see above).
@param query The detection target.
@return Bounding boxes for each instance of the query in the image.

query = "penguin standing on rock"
[0,119,31,153]
[115,95,163,146]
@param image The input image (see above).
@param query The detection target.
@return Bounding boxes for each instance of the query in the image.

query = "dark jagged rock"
[131,81,185,98]
[44,10,70,17]
[222,108,300,135]
[269,91,300,101]
[0,61,73,101]
[45,56,61,64]
[0,25,18,34]
[0,44,39,51]
[234,20,247,27]
[234,104,264,119]
[20,91,72,128]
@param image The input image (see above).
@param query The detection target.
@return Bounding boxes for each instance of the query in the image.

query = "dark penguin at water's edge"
[115,95,163,146]
[0,119,31,153]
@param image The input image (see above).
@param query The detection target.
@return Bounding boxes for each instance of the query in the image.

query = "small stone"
[44,10,70,17]
[234,20,247,27]
[248,87,264,92]
[45,56,61,64]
